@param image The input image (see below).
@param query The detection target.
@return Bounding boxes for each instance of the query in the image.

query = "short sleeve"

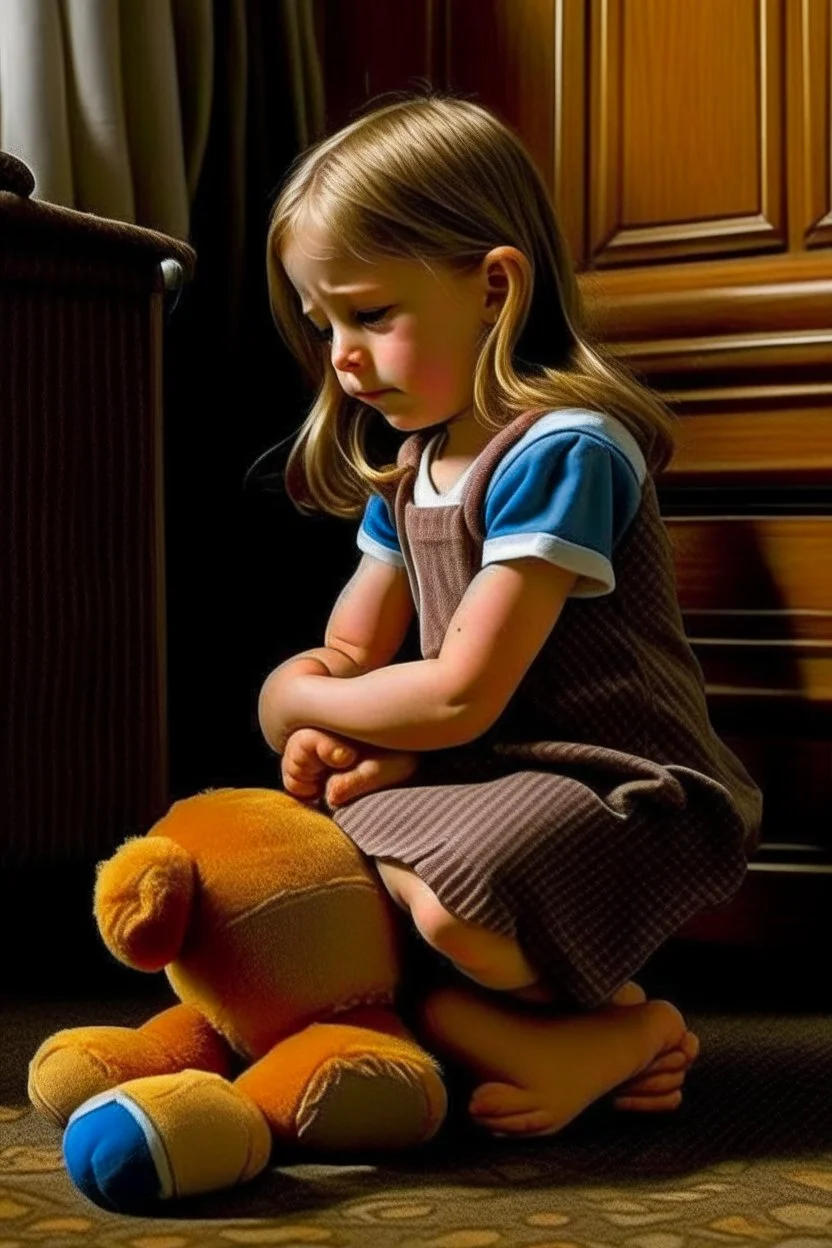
[357,494,404,567]
[482,430,643,596]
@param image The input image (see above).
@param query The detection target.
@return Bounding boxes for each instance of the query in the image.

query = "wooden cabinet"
[319,0,832,944]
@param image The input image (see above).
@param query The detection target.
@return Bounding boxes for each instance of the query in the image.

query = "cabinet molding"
[581,253,832,481]
[788,0,832,248]
[589,0,786,267]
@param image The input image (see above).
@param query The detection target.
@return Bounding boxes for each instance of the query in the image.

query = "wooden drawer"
[667,512,832,942]
[667,515,832,708]
[665,406,832,484]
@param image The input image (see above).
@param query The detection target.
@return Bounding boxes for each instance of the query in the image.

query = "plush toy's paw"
[29,1006,232,1128]
[30,1027,169,1127]
[294,1050,448,1152]
[63,1070,272,1212]
[236,1013,449,1152]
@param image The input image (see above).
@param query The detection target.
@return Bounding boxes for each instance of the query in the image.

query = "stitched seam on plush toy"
[114,1092,175,1199]
[223,877,381,930]
[328,987,396,1017]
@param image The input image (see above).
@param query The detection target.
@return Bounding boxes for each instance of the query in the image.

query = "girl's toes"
[681,1029,700,1063]
[469,1081,536,1117]
[610,981,647,1006]
[650,1049,689,1073]
[469,1084,555,1136]
[620,1050,687,1085]
[616,1069,686,1099]
[655,1030,699,1070]
[469,1082,557,1136]
[486,1110,559,1137]
[613,1027,699,1101]
[613,1088,683,1113]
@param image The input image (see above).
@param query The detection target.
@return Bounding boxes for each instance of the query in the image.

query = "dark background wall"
[161,2,360,800]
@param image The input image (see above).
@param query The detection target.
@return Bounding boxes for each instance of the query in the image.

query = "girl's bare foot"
[612,1025,699,1111]
[610,980,647,1007]
[417,983,691,1137]
[607,981,699,1110]
[509,978,698,1111]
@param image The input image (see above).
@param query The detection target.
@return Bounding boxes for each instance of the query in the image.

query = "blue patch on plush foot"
[63,1099,163,1212]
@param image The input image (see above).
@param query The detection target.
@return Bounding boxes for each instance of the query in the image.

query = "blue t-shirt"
[357,410,647,597]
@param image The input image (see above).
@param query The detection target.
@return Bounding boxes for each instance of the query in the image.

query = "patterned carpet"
[3,947,832,1247]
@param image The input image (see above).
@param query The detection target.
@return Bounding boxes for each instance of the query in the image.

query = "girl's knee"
[374,857,435,914]
[409,895,540,990]
[375,862,484,968]
[409,892,467,958]
[376,862,545,993]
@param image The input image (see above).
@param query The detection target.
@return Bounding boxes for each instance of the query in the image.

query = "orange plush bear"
[28,788,448,1211]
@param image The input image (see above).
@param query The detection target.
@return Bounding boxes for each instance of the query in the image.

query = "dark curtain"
[162,0,358,798]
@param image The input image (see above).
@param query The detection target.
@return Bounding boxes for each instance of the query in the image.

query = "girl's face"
[281,226,509,436]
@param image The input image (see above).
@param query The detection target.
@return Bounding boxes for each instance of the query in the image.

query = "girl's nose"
[331,333,365,373]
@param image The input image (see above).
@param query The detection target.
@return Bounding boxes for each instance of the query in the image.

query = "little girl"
[257,91,762,1138]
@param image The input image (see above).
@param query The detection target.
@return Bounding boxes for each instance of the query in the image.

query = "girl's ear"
[481,246,532,324]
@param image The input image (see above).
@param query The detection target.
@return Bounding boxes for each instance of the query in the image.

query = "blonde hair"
[266,89,676,518]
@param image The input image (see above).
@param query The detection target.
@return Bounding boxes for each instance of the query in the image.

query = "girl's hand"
[281,728,359,804]
[324,743,420,810]
[281,728,419,809]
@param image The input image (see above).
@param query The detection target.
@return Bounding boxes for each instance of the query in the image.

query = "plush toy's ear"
[94,836,195,971]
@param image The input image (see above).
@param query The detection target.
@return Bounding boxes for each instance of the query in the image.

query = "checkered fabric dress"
[331,409,762,1008]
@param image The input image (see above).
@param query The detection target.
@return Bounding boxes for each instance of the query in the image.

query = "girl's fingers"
[321,740,358,769]
[282,772,324,801]
[284,730,357,778]
[282,753,321,783]
[325,752,418,807]
[282,732,360,810]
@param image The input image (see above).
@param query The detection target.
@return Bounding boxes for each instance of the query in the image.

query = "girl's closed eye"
[309,306,394,342]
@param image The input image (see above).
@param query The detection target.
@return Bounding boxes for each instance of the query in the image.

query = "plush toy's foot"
[237,1006,448,1152]
[63,1069,272,1212]
[29,1004,232,1127]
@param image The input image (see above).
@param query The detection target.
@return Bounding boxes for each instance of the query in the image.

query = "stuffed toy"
[28,787,449,1212]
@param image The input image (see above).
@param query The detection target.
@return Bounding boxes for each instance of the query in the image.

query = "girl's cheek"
[416,344,463,396]
[378,333,416,382]
[422,363,457,400]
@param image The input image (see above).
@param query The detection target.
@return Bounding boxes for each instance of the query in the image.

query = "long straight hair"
[266,90,676,518]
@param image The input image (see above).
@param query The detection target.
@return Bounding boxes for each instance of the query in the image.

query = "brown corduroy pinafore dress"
[331,409,763,1008]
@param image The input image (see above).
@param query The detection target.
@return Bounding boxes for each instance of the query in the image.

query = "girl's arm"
[259,556,578,753]
[259,554,416,750]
